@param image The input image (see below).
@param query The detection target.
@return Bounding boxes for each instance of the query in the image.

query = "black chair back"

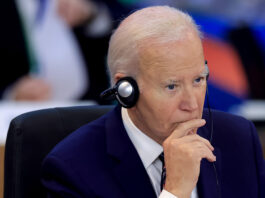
[4,105,114,198]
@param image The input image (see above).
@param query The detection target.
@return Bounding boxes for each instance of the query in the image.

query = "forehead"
[137,36,204,79]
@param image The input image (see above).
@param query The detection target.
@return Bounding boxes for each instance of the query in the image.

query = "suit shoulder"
[204,108,251,126]
[47,112,109,160]
[204,108,256,139]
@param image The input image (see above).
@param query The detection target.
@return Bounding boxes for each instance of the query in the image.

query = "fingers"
[163,118,215,163]
[164,118,214,161]
[178,134,214,151]
[164,135,216,164]
[163,133,216,196]
[163,119,216,197]
[192,140,216,162]
[167,119,206,140]
[162,118,215,196]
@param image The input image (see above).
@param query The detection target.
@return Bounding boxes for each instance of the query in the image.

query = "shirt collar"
[121,107,163,169]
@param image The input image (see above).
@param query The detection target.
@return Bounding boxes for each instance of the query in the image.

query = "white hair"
[107,6,202,85]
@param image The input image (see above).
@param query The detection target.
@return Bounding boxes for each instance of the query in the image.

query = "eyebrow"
[162,63,209,85]
[168,79,180,84]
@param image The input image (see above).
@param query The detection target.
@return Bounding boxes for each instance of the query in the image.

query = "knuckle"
[194,134,201,139]
[187,149,194,158]
[163,138,173,148]
[177,143,187,152]
[164,138,179,147]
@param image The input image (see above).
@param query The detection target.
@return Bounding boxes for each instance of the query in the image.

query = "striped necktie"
[159,152,166,191]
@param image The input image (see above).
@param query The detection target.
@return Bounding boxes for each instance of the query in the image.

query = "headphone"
[100,61,209,108]
[100,76,139,108]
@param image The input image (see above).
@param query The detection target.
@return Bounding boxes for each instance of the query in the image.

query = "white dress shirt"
[121,107,198,198]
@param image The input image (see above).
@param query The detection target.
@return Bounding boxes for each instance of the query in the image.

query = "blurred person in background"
[0,0,113,103]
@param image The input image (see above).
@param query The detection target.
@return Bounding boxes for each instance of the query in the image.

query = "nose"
[179,88,199,112]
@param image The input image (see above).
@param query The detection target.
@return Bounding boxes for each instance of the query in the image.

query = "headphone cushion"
[116,77,139,108]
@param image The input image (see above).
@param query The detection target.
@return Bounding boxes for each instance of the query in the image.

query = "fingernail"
[201,119,206,125]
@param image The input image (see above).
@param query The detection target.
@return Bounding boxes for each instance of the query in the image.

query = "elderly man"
[41,6,265,198]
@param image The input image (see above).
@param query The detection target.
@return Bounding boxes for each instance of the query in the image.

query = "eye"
[194,77,205,84]
[166,84,176,90]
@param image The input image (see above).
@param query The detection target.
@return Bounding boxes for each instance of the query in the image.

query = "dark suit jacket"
[41,106,265,198]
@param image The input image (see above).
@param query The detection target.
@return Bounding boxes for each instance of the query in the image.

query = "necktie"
[159,152,166,191]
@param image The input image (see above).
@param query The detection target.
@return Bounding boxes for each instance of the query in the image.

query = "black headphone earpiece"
[205,60,209,81]
[100,76,139,108]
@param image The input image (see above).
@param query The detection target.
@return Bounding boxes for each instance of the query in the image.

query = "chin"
[161,127,175,137]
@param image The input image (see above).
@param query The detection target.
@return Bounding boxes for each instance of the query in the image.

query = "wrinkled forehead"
[137,33,204,73]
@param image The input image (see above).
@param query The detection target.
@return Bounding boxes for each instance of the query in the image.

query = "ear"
[114,73,126,84]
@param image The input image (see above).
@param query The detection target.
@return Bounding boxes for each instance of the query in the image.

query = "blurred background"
[0,0,265,196]
[1,0,265,111]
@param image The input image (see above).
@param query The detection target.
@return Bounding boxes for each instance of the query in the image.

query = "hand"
[162,119,216,198]
[57,0,97,27]
[12,76,51,101]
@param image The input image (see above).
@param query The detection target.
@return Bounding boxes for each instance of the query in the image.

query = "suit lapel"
[105,106,157,198]
[112,149,157,198]
[197,109,222,198]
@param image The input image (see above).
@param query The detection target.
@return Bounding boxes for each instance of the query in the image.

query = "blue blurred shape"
[190,13,231,39]
[205,83,244,112]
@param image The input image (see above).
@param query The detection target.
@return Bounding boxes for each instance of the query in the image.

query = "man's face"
[128,33,207,144]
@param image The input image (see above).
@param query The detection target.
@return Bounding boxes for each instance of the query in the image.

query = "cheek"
[198,87,206,106]
[154,98,180,124]
[139,91,175,124]
[195,87,206,115]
